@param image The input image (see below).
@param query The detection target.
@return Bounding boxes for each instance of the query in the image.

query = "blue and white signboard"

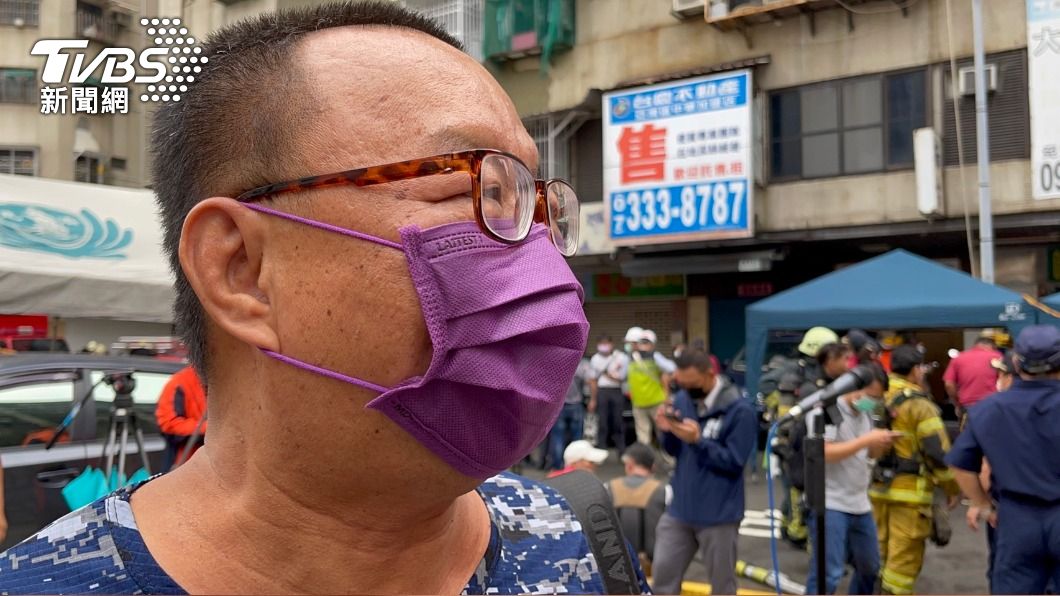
[602,70,754,246]
[1029,0,1060,199]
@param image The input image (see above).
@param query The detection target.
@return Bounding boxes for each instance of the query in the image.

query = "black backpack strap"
[544,470,641,595]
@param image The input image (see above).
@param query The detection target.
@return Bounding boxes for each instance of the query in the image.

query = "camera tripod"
[46,372,151,486]
[100,374,152,485]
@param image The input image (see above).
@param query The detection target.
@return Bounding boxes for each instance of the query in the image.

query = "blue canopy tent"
[744,249,1035,394]
[1034,292,1060,324]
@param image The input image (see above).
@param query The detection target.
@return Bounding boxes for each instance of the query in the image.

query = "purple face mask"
[245,203,589,478]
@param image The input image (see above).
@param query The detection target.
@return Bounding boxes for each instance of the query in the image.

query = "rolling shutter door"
[582,300,680,357]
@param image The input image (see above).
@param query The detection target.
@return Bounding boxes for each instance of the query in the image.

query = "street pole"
[972,0,995,283]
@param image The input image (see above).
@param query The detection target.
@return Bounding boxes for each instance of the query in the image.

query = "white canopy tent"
[0,174,174,323]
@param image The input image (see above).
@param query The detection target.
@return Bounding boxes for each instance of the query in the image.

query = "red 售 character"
[617,124,667,184]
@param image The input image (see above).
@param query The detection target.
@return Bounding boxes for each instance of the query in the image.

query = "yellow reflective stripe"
[916,417,944,435]
[882,569,916,595]
[933,467,956,482]
[869,488,933,504]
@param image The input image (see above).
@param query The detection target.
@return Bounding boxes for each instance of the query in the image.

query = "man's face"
[909,364,927,386]
[637,340,653,352]
[196,27,538,488]
[863,379,886,400]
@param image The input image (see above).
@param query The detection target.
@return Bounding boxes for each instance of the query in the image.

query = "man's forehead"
[294,26,537,169]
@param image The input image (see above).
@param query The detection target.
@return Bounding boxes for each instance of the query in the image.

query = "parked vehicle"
[0,354,182,548]
[109,336,189,362]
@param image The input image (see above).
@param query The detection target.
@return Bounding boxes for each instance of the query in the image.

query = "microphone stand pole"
[803,406,828,595]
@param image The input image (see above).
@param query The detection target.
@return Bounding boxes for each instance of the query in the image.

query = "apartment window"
[75,1,115,41]
[110,157,127,170]
[0,148,37,176]
[770,69,927,181]
[0,68,35,104]
[75,154,103,183]
[0,0,39,26]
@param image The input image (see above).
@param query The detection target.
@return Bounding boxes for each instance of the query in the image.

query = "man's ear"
[179,197,279,351]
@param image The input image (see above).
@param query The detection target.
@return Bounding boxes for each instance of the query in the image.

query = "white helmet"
[624,327,644,343]
[640,329,658,345]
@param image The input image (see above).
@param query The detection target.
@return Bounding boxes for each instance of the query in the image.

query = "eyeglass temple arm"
[236,159,476,202]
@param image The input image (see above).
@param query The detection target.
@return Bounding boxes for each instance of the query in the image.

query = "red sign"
[737,282,773,298]
[617,124,667,183]
[0,314,48,337]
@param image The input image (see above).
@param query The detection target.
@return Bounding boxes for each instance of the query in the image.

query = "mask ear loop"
[260,349,388,393]
[243,202,403,250]
[240,201,401,394]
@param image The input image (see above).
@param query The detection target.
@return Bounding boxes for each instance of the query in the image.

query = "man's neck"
[129,447,491,594]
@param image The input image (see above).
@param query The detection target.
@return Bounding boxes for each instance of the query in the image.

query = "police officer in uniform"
[870,345,960,595]
[947,325,1060,594]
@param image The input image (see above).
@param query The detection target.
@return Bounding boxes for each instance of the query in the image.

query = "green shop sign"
[590,274,686,300]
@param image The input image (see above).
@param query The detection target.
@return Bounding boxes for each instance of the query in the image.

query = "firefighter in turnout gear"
[870,346,960,595]
[760,326,839,546]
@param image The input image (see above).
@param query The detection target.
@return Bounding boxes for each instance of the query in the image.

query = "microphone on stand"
[777,365,876,426]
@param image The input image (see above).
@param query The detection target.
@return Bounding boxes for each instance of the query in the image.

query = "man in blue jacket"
[651,349,757,595]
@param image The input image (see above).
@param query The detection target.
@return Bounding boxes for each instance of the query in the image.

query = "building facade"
[3,0,1057,362]
[488,0,1058,362]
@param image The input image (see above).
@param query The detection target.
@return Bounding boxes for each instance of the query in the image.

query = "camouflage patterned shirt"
[0,472,649,594]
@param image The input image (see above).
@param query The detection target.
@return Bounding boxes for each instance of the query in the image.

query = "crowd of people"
[539,322,1060,595]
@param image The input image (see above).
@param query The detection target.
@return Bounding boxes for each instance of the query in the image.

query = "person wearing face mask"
[589,334,630,455]
[628,329,677,448]
[803,363,896,596]
[772,342,854,548]
[0,4,649,594]
[869,345,960,595]
[650,349,756,596]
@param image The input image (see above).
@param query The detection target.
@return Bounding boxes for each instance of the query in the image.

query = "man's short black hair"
[890,345,925,375]
[815,342,852,368]
[866,361,890,392]
[151,1,461,378]
[597,334,613,343]
[675,349,713,373]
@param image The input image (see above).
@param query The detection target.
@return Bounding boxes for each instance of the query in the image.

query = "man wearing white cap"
[547,440,610,478]
[629,329,677,447]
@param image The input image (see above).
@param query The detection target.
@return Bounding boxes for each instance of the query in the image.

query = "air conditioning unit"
[958,64,998,96]
[82,23,100,38]
[673,0,705,18]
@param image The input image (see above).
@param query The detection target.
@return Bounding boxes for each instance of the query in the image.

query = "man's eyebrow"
[431,128,496,153]
[430,126,540,172]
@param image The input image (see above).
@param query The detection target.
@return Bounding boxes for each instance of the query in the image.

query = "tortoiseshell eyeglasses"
[234,148,580,257]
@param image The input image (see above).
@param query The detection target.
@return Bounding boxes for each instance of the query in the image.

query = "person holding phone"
[803,363,895,596]
[650,349,756,596]
[870,346,961,595]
